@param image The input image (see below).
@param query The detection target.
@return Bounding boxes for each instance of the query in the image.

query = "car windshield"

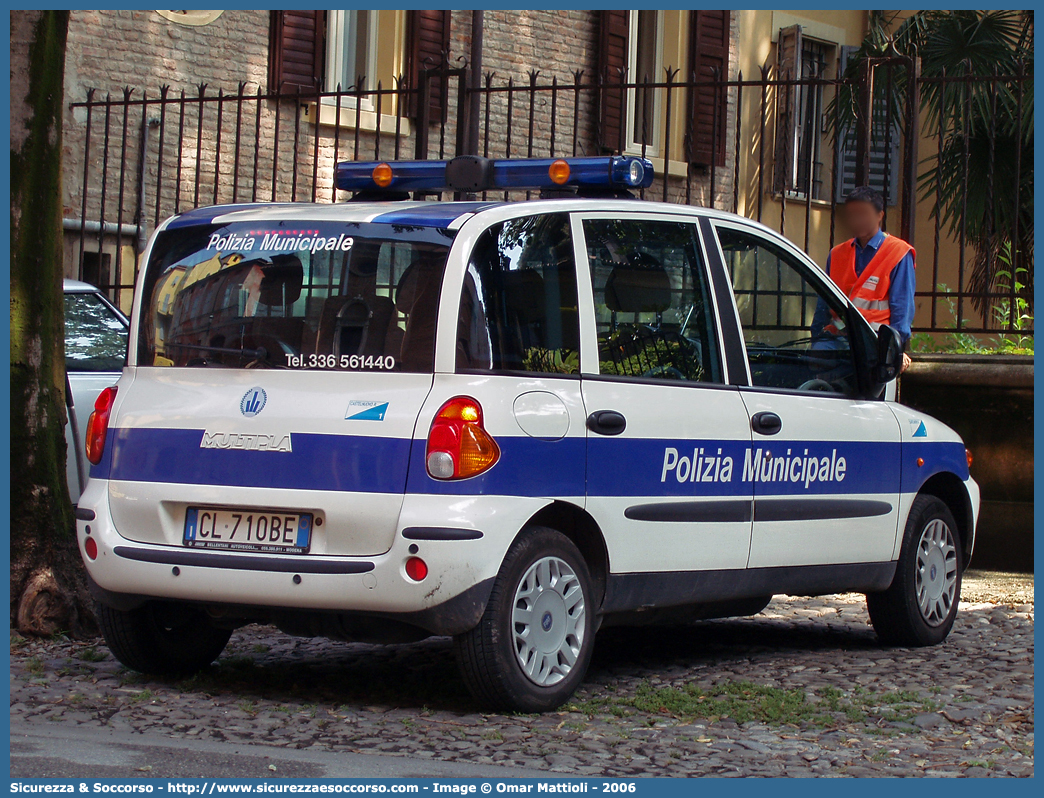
[137,220,453,371]
[64,291,129,373]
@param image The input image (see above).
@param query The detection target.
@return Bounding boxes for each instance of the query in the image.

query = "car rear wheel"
[867,495,963,647]
[453,527,595,712]
[95,601,232,675]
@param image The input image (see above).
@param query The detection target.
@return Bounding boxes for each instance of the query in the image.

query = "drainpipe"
[62,218,140,237]
[467,10,484,156]
[134,117,160,253]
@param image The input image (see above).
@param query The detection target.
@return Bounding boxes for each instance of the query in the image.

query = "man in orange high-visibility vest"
[812,186,916,373]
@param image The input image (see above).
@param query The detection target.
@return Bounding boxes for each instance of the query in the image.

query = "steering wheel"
[797,378,835,393]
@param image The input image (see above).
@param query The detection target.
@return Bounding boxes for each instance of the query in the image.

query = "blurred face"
[845,200,885,242]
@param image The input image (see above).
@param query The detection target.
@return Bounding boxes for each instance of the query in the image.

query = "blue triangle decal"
[912,421,927,438]
[346,402,389,421]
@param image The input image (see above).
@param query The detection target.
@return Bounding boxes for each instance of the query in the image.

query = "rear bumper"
[76,478,551,636]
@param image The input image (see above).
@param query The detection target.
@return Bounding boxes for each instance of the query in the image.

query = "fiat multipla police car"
[77,155,978,711]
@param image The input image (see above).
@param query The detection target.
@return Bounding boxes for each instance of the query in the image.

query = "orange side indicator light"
[372,162,394,187]
[548,159,571,185]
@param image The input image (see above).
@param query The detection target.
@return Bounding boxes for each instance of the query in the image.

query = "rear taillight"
[425,396,500,480]
[85,387,117,465]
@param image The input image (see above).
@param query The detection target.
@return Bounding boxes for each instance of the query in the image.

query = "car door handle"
[586,410,627,436]
[751,411,782,436]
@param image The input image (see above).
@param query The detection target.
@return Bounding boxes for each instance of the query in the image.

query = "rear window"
[138,221,452,371]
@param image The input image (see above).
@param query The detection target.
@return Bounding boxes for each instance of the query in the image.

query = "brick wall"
[65,11,305,236]
[446,10,738,205]
[62,10,740,292]
[454,11,601,161]
[64,9,270,99]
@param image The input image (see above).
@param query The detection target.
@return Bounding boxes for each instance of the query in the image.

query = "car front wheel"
[867,495,963,647]
[453,527,595,712]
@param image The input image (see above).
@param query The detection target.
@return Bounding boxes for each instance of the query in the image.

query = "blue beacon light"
[335,155,655,195]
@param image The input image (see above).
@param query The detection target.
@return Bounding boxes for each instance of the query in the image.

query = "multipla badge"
[200,431,292,452]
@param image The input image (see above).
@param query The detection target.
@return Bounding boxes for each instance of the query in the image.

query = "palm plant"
[828,10,1033,326]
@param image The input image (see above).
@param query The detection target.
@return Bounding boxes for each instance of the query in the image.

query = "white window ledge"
[622,149,692,179]
[648,156,691,179]
[303,101,413,138]
[773,191,835,208]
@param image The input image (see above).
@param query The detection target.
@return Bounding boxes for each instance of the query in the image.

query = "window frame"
[788,37,833,202]
[774,25,838,201]
[707,218,879,399]
[323,10,380,107]
[624,10,665,158]
[570,210,730,388]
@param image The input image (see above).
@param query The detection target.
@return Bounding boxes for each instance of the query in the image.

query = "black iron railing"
[66,58,1031,337]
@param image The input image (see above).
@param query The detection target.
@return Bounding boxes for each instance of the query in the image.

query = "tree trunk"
[10,10,94,637]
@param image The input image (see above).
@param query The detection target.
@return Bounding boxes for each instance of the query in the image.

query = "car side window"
[457,213,580,375]
[715,225,857,396]
[583,218,722,384]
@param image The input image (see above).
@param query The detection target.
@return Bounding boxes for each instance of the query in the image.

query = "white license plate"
[184,507,312,554]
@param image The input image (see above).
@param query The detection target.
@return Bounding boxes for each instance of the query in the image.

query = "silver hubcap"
[915,518,958,626]
[512,556,586,686]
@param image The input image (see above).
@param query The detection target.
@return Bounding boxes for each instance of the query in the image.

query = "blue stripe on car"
[164,204,279,229]
[902,440,971,491]
[91,428,968,498]
[163,201,502,232]
[93,428,413,493]
[369,202,501,227]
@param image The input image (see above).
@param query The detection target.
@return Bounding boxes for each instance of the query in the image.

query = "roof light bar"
[335,155,655,195]
[337,159,447,193]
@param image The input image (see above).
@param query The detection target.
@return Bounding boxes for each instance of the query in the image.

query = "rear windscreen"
[137,221,453,372]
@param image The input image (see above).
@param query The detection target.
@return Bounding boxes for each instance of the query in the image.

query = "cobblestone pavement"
[9,571,1033,778]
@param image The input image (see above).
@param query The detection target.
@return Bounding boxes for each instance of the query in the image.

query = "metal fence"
[66,56,1031,337]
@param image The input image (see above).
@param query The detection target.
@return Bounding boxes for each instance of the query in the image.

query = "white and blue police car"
[76,155,978,711]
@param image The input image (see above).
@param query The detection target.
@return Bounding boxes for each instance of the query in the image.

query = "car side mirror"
[872,325,903,385]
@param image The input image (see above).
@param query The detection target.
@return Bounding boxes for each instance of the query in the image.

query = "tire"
[867,495,963,647]
[96,601,232,675]
[453,526,596,712]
